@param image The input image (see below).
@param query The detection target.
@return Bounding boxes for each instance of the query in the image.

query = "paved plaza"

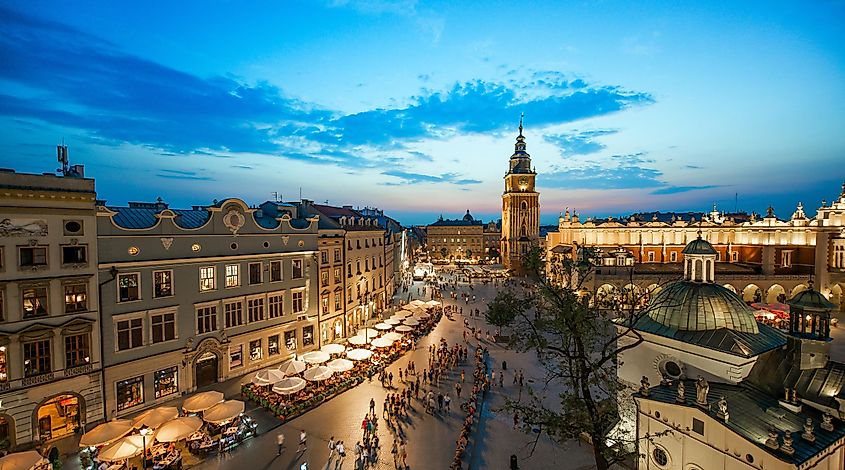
[190,274,597,470]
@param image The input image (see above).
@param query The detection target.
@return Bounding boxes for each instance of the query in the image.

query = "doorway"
[195,353,218,388]
[36,395,80,441]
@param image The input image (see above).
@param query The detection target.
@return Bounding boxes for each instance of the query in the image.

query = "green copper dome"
[646,281,759,334]
[682,237,718,255]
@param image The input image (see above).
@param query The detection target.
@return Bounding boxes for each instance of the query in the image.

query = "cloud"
[0,6,654,181]
[650,185,721,195]
[542,165,664,190]
[611,152,653,165]
[684,165,704,170]
[545,129,617,156]
[155,169,215,181]
[382,170,481,185]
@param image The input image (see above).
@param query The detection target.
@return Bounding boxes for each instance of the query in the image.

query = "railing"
[0,362,96,391]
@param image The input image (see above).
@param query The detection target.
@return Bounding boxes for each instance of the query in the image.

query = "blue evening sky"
[1,1,843,225]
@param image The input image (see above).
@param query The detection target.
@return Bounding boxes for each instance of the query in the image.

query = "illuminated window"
[225,264,240,287]
[153,270,173,298]
[117,273,140,302]
[199,266,215,291]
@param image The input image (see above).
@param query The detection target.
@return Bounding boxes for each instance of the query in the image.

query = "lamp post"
[139,425,153,470]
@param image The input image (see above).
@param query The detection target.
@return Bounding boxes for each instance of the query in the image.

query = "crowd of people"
[450,345,490,469]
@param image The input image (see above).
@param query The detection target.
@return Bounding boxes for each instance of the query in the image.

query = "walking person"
[336,441,346,464]
[297,429,307,453]
[328,435,336,460]
[370,397,376,417]
[276,432,285,455]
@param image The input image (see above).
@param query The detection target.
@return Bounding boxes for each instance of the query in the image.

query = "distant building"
[0,169,104,449]
[426,211,484,262]
[501,118,540,272]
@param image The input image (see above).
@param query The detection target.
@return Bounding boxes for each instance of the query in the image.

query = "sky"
[1,1,843,226]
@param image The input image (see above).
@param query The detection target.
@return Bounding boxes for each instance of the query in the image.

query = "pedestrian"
[276,432,285,455]
[391,439,398,467]
[389,371,394,386]
[370,397,376,416]
[456,383,462,397]
[328,435,336,459]
[513,411,519,429]
[499,371,504,387]
[298,429,307,453]
[337,440,346,461]
[400,441,408,467]
[444,394,451,412]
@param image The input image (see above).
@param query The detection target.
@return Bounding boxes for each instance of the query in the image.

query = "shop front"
[33,393,84,442]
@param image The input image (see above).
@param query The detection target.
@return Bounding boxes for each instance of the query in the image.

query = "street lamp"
[139,425,153,470]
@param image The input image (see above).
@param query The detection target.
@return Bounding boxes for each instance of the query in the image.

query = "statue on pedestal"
[639,376,650,396]
[821,412,835,432]
[695,376,709,406]
[716,396,729,421]
[781,432,795,456]
[765,429,779,449]
[802,418,815,442]
[676,381,685,403]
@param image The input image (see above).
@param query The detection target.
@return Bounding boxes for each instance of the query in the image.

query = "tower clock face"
[518,177,528,187]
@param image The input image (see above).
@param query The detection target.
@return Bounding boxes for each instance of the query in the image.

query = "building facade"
[546,182,845,312]
[426,211,484,262]
[97,198,319,418]
[501,120,540,272]
[0,170,104,450]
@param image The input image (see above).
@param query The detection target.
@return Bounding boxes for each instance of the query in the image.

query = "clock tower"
[501,116,540,272]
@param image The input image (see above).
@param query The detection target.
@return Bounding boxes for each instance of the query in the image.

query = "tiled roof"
[429,219,483,227]
[644,281,760,333]
[109,207,210,229]
[312,204,361,218]
[640,380,845,466]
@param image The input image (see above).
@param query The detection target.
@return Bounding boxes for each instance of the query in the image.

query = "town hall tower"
[501,116,540,272]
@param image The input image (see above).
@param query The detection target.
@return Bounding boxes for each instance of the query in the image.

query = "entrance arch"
[191,338,223,389]
[767,284,786,304]
[742,284,762,303]
[0,413,15,451]
[32,392,84,442]
[596,284,617,308]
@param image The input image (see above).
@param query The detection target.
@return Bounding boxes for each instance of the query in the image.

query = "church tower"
[501,115,540,272]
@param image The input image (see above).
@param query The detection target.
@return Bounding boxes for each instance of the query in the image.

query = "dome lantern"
[786,279,835,340]
[682,231,718,283]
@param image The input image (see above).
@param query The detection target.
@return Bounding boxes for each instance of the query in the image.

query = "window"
[269,260,282,282]
[116,376,144,411]
[670,252,678,262]
[268,335,280,356]
[65,333,90,368]
[63,219,83,235]
[302,325,314,346]
[117,318,143,350]
[249,339,262,361]
[117,273,140,302]
[647,252,655,262]
[0,346,7,382]
[199,266,215,291]
[321,271,329,287]
[23,339,51,376]
[196,305,218,334]
[61,245,87,265]
[292,259,303,279]
[155,367,178,399]
[334,267,341,284]
[334,248,341,262]
[732,251,739,262]
[347,264,352,278]
[651,447,668,467]
[321,251,328,264]
[268,292,284,318]
[22,286,48,318]
[781,250,793,268]
[334,294,341,311]
[19,246,47,268]
[151,311,176,343]
[247,297,265,322]
[225,264,240,287]
[153,270,173,298]
[292,291,304,314]
[229,344,243,369]
[224,301,243,328]
[284,330,296,351]
[347,286,353,304]
[692,417,704,435]
[365,259,369,272]
[64,283,87,313]
[248,262,262,285]
[321,295,329,313]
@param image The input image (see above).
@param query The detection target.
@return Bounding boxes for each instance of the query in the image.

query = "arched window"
[693,259,703,282]
[520,201,528,211]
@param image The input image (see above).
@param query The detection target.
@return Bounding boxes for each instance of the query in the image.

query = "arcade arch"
[766,284,786,304]
[742,284,762,303]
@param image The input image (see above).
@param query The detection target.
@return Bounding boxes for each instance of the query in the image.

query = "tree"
[466,249,473,259]
[486,247,673,469]
[440,247,448,259]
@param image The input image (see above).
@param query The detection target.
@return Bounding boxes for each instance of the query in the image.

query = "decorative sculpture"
[764,429,779,450]
[791,388,799,403]
[640,376,650,396]
[695,376,709,406]
[716,396,729,421]
[821,412,835,432]
[676,381,685,403]
[802,418,815,442]
[781,432,795,456]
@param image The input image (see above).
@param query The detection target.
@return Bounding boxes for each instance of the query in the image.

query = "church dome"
[682,237,718,255]
[463,210,474,221]
[645,281,759,333]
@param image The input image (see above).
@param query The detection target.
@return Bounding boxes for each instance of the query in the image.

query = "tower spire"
[518,112,524,136]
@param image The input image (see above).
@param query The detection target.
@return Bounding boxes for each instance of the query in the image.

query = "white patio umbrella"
[384,318,401,325]
[394,325,414,333]
[203,400,245,425]
[327,358,354,373]
[97,435,152,462]
[320,343,346,355]
[383,332,403,342]
[357,328,379,338]
[410,300,425,306]
[252,368,287,386]
[347,335,371,345]
[301,350,331,364]
[371,337,394,348]
[303,366,334,381]
[278,359,307,376]
[154,416,203,442]
[426,300,440,307]
[413,312,430,319]
[273,377,307,395]
[0,451,47,470]
[346,349,374,361]
[182,390,224,413]
[374,322,393,331]
[79,419,133,447]
[403,318,420,326]
[132,406,179,429]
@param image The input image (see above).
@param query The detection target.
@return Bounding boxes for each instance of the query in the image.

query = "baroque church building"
[501,117,540,272]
